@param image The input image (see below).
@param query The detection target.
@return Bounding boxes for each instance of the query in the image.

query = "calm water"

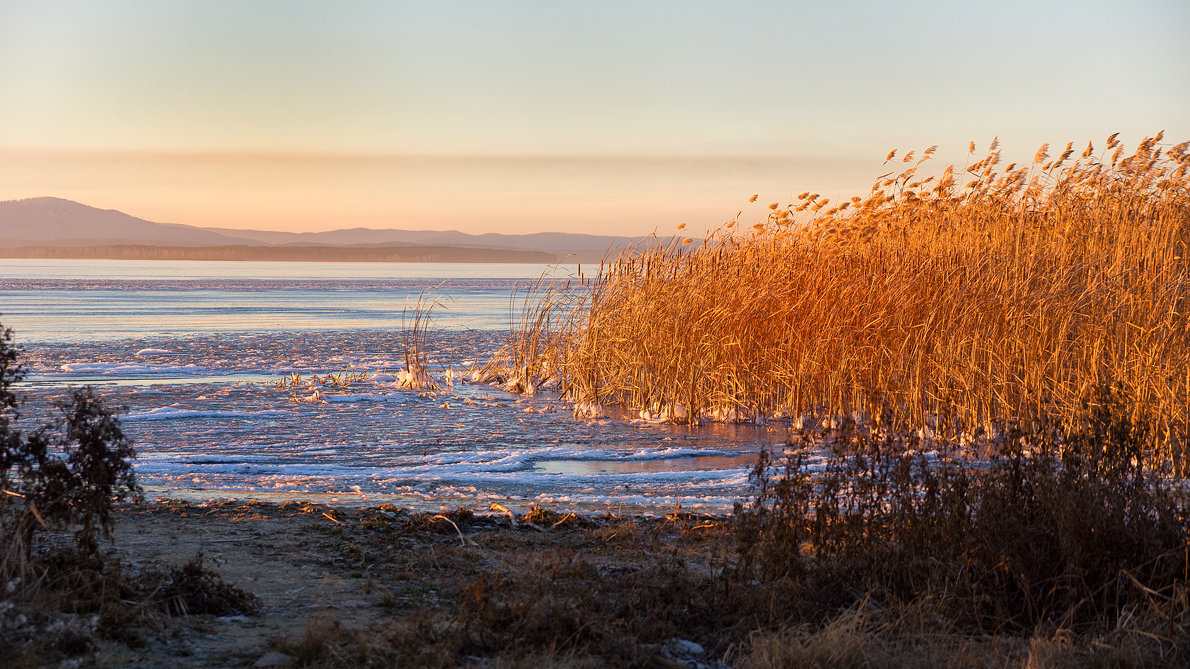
[0,259,571,341]
[2,259,783,513]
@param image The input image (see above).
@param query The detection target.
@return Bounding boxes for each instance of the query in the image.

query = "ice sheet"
[8,266,787,513]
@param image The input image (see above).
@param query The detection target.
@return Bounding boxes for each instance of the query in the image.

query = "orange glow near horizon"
[0,148,874,235]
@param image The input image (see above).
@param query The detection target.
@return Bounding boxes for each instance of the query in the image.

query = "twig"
[490,502,516,527]
[432,515,478,546]
[28,503,47,530]
[551,512,578,528]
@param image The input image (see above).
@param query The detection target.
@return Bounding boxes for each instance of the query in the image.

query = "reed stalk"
[492,133,1190,471]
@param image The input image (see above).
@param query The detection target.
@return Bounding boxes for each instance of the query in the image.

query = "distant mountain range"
[0,197,645,263]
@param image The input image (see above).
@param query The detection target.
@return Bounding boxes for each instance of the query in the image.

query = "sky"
[1,1,1187,236]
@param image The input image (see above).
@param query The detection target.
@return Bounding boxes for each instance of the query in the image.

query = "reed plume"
[493,134,1190,470]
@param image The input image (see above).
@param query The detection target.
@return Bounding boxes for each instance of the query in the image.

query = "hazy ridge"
[0,197,640,263]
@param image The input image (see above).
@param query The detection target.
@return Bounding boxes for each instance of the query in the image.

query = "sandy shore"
[77,499,731,668]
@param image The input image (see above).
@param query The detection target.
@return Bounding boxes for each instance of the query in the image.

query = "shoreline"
[9,482,1187,668]
[133,489,740,518]
[77,498,732,668]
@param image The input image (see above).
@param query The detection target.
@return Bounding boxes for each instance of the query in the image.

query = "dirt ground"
[81,499,732,668]
[13,491,1185,668]
[96,500,388,667]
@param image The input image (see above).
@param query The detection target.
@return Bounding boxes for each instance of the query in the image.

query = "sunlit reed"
[490,134,1190,470]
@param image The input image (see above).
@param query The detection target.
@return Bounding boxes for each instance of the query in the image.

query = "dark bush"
[29,388,140,557]
[154,552,261,616]
[734,385,1190,637]
[0,323,26,495]
[1,321,141,558]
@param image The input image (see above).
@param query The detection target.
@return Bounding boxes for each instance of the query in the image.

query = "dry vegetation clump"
[151,551,262,617]
[732,383,1190,666]
[397,292,448,391]
[494,133,1190,470]
[1,546,261,665]
[473,274,586,398]
[274,366,372,391]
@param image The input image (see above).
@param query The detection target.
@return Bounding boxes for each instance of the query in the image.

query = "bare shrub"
[733,386,1190,648]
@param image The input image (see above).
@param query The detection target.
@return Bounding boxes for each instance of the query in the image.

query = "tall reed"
[397,292,448,390]
[479,272,586,395]
[495,134,1190,470]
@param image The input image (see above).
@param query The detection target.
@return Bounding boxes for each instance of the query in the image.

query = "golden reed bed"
[490,133,1189,471]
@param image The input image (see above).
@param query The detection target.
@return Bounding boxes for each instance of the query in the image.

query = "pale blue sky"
[1,1,1186,234]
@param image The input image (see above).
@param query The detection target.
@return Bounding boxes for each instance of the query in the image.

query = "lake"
[1,259,782,513]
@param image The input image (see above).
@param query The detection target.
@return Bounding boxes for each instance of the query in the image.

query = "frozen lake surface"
[3,259,788,513]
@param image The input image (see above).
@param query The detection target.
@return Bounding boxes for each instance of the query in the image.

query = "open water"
[1,259,788,513]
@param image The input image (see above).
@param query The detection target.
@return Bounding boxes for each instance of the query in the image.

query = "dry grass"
[477,272,585,395]
[492,133,1190,470]
[0,540,259,666]
[397,291,449,390]
[729,387,1190,667]
[734,600,1172,669]
[273,366,372,391]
